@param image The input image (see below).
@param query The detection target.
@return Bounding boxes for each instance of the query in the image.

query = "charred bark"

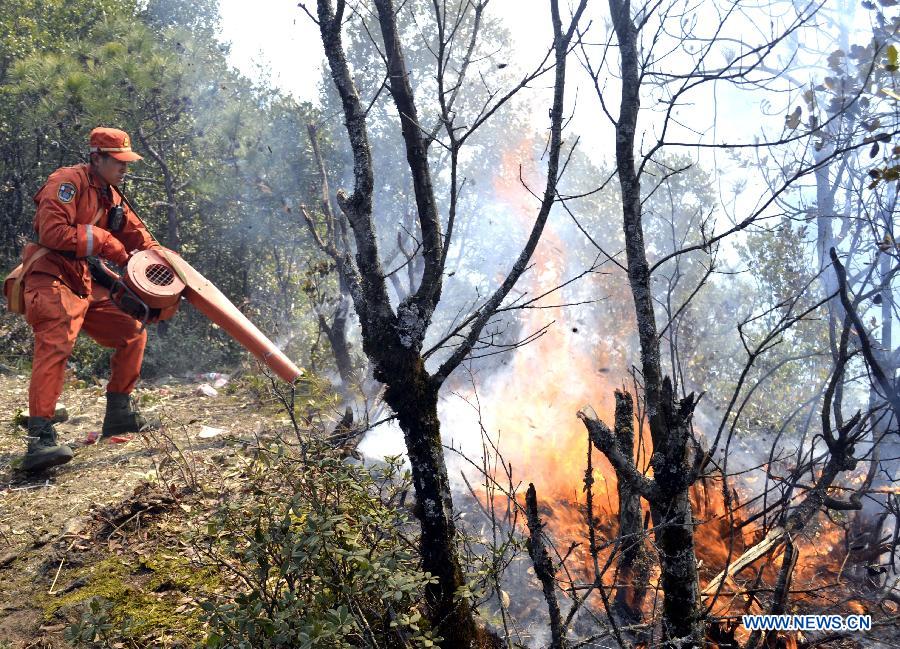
[581,385,702,645]
[317,299,354,394]
[302,124,357,397]
[525,483,567,649]
[646,381,703,645]
[745,540,797,649]
[314,0,584,644]
[316,1,475,639]
[610,391,650,623]
[383,355,477,645]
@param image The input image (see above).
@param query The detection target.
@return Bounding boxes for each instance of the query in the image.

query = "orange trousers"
[24,274,146,418]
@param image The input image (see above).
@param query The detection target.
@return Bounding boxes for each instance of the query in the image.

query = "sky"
[214,0,726,203]
[217,0,545,104]
[218,0,324,100]
[216,0,881,256]
[216,0,873,139]
[214,0,859,171]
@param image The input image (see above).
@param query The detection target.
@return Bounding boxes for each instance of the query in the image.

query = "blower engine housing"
[124,249,184,320]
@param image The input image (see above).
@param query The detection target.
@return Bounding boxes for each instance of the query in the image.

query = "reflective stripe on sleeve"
[85,224,94,256]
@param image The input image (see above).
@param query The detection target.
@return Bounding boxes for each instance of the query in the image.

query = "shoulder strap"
[73,164,92,210]
[112,184,154,233]
[20,246,51,276]
[73,166,107,226]
[90,206,104,226]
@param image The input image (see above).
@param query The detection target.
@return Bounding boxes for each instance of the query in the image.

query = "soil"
[0,370,291,648]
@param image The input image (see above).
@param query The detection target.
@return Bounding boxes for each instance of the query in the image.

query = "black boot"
[102,392,159,438]
[22,417,74,473]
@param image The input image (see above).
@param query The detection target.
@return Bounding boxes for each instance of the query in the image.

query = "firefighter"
[19,127,161,472]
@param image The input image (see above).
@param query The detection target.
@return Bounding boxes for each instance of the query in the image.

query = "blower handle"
[87,256,153,328]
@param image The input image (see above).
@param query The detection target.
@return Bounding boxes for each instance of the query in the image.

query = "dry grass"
[0,371,311,648]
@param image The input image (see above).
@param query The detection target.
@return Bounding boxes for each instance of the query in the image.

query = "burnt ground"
[0,369,320,648]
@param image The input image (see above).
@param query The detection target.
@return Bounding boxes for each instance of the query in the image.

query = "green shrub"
[200,448,440,649]
[69,335,112,382]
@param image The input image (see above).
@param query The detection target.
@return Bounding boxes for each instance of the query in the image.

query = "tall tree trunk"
[855,187,898,586]
[315,2,478,640]
[315,0,583,643]
[136,128,181,251]
[382,357,477,646]
[646,380,703,645]
[608,0,703,644]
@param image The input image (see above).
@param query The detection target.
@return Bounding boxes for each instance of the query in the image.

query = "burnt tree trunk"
[315,0,584,644]
[525,483,567,649]
[646,381,703,644]
[610,391,650,623]
[582,387,701,645]
[303,124,357,398]
[745,540,798,649]
[316,1,479,641]
[607,0,703,644]
[382,357,477,644]
[317,300,354,395]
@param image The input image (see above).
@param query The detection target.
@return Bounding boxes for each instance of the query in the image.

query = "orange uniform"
[23,163,159,419]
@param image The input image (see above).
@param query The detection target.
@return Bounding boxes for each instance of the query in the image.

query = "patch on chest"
[57,182,76,203]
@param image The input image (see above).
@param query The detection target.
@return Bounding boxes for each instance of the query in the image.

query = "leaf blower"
[91,249,303,383]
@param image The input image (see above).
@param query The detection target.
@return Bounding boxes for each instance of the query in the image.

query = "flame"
[480,137,747,584]
[483,136,621,508]
[476,136,639,587]
[452,137,868,637]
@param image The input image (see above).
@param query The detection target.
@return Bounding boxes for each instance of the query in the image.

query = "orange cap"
[89,127,143,162]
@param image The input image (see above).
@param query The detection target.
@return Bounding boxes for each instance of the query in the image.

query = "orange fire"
[480,135,644,589]
[465,137,868,633]
[484,136,621,507]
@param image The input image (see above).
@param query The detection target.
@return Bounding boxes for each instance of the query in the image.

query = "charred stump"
[580,380,703,646]
[525,483,568,649]
[609,391,651,624]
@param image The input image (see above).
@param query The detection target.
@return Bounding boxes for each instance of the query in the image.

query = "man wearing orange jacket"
[20,127,160,472]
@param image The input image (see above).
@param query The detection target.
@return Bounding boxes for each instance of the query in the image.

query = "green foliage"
[141,313,244,379]
[51,552,214,647]
[792,11,899,185]
[64,597,117,646]
[68,335,113,382]
[0,0,355,384]
[200,451,440,649]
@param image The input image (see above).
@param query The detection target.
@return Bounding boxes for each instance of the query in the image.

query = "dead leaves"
[785,105,802,130]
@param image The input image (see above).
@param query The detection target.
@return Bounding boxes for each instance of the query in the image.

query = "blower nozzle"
[119,248,303,383]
